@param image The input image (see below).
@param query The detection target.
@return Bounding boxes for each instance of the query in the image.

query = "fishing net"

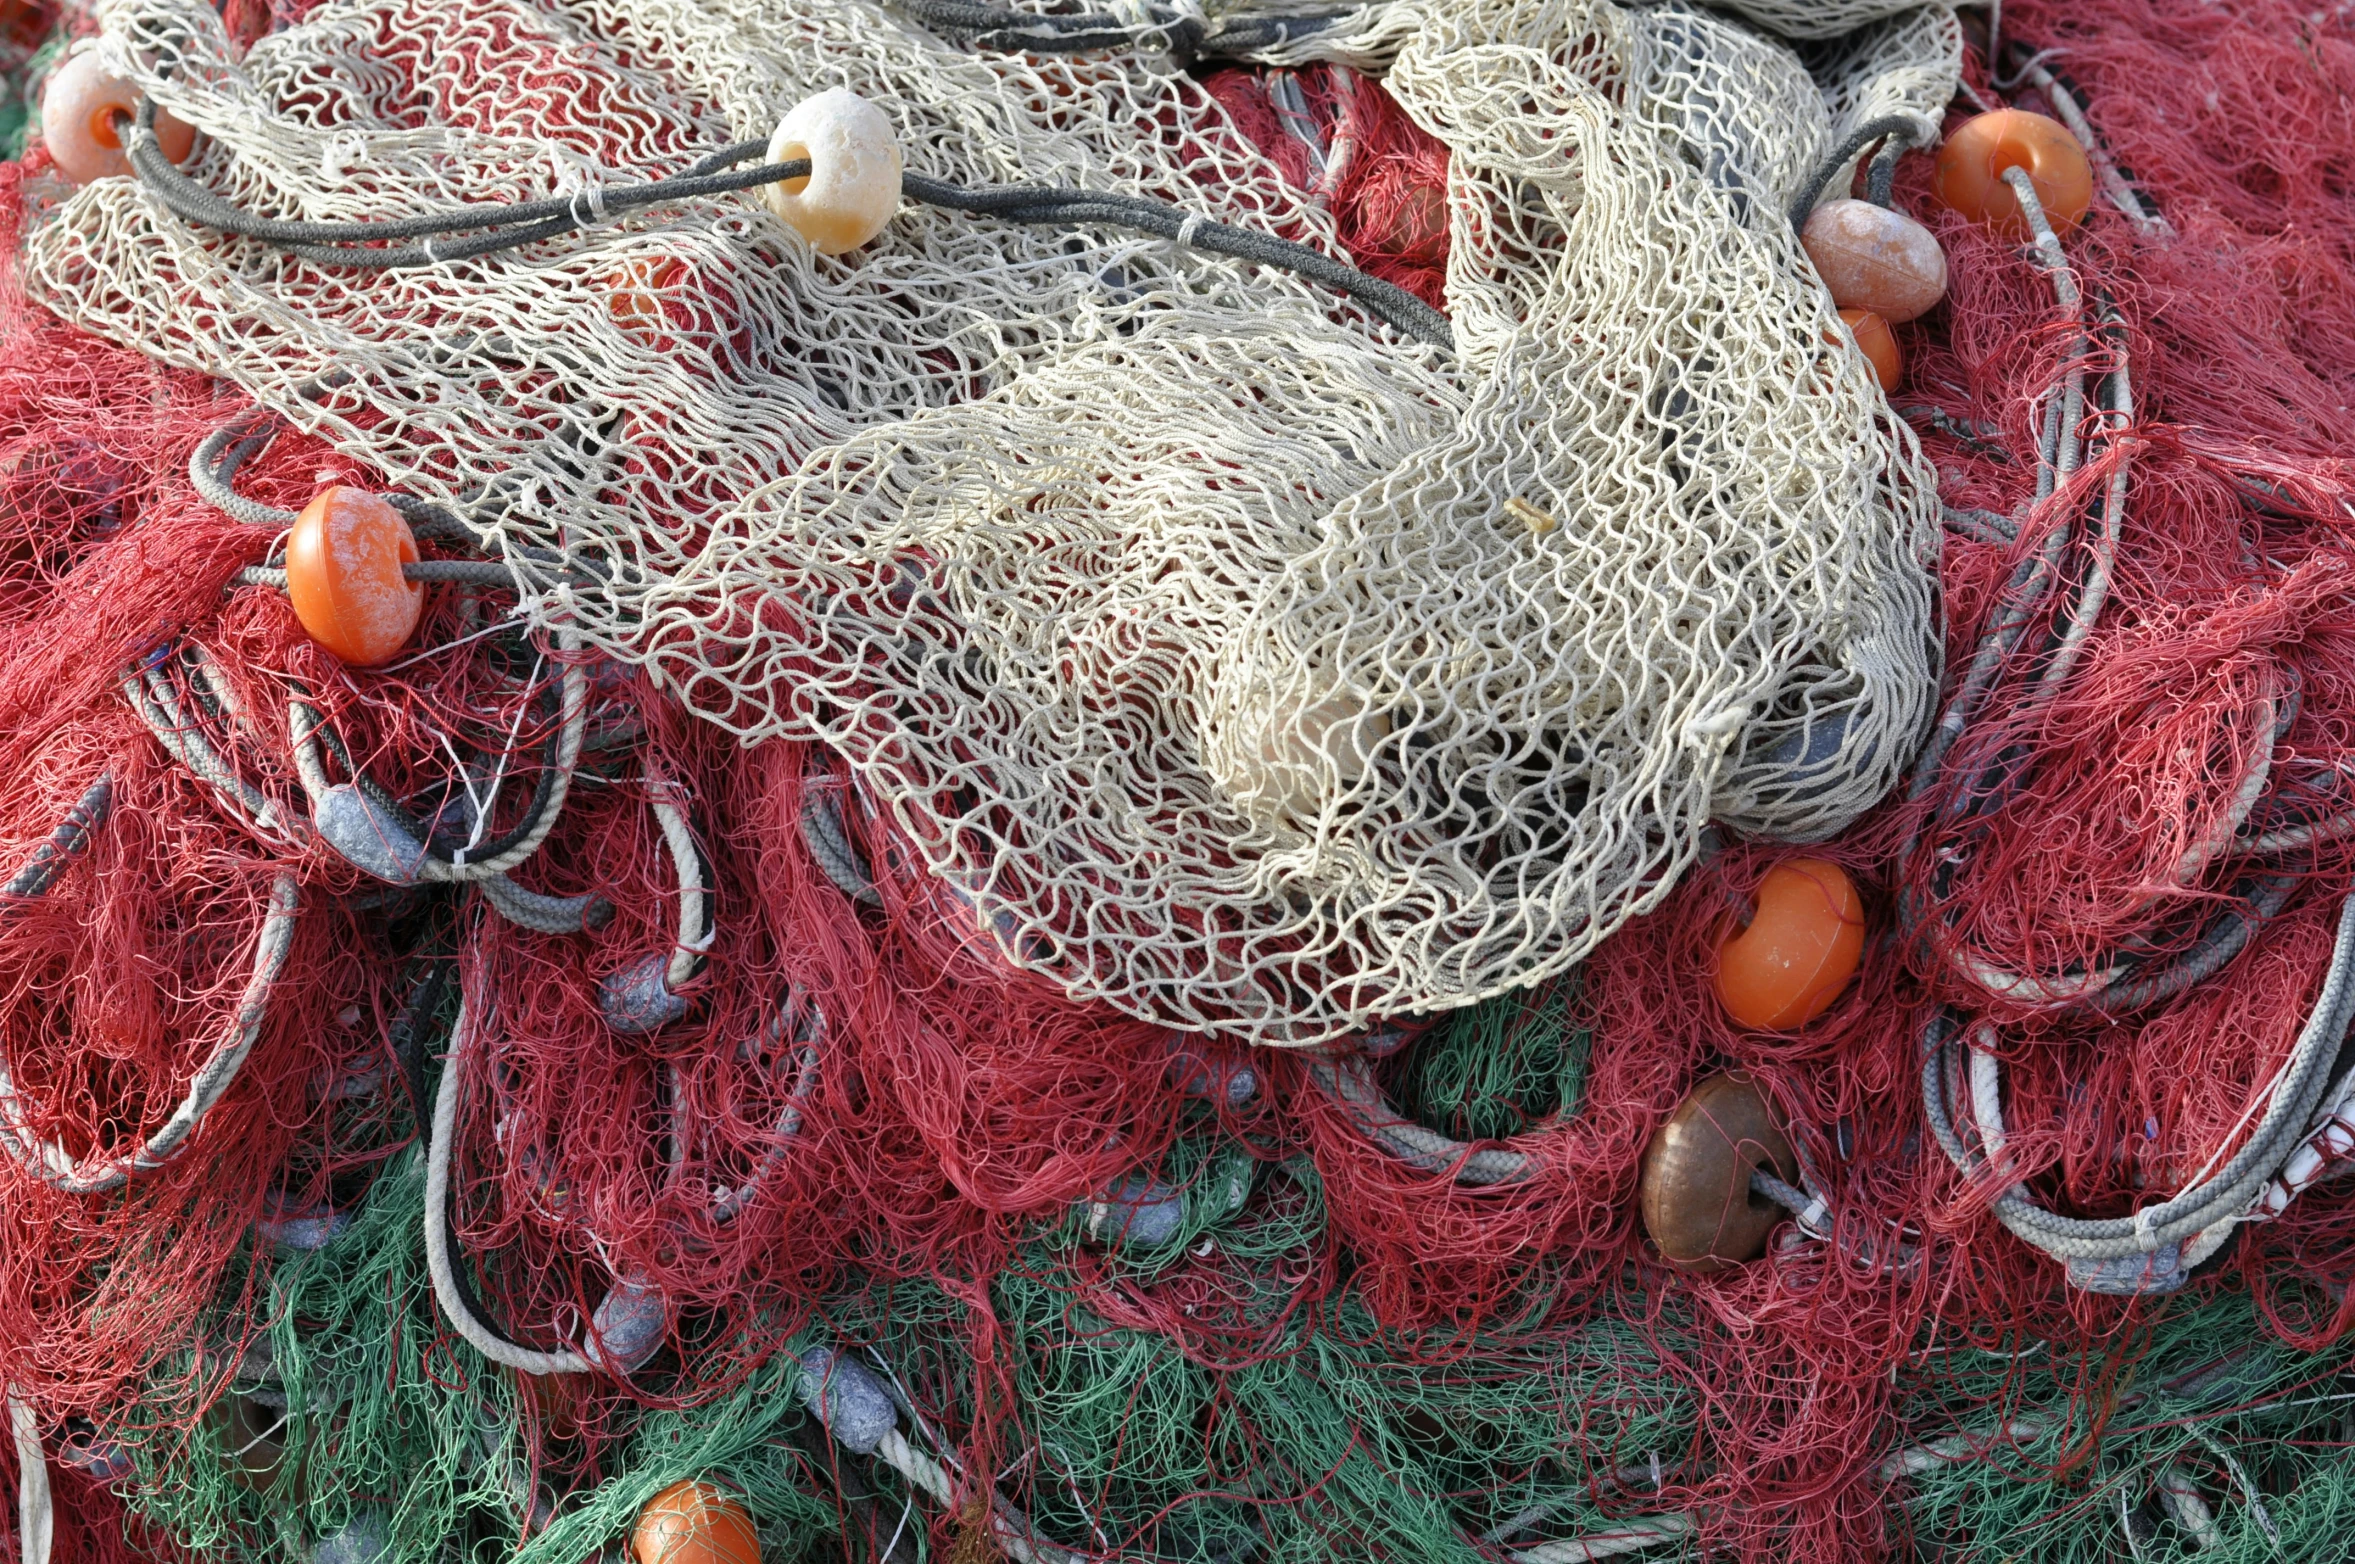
[0,247,406,1417]
[18,0,2355,1561]
[20,0,1950,1043]
[1889,1288,2355,1560]
[102,1150,525,1564]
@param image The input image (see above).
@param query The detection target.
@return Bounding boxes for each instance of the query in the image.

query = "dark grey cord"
[1788,115,1924,232]
[295,690,568,872]
[132,113,774,248]
[1920,889,2355,1262]
[1865,142,1901,209]
[1749,1168,1814,1216]
[127,104,1453,350]
[898,171,1452,347]
[0,775,113,905]
[893,0,1346,58]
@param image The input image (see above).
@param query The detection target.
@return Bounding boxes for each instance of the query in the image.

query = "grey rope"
[9,1395,49,1564]
[423,991,596,1375]
[1920,889,2355,1263]
[289,631,589,882]
[237,558,516,591]
[123,658,297,843]
[477,871,612,936]
[893,0,1343,59]
[0,774,112,905]
[1304,1053,1534,1186]
[0,875,300,1194]
[190,411,295,527]
[1897,175,2270,1023]
[1787,114,1929,231]
[800,780,883,909]
[2000,45,2170,237]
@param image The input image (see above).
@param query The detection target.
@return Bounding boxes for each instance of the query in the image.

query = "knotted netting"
[25,0,1947,1043]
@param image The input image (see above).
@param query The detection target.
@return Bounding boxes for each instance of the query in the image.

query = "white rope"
[650,784,710,990]
[422,992,595,1376]
[1510,1514,1692,1564]
[1937,889,2355,1272]
[8,1396,48,1564]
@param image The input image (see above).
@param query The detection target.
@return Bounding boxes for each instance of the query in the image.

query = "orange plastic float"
[1837,307,1902,394]
[210,1391,292,1492]
[1713,858,1865,1030]
[1801,198,1947,323]
[516,1368,585,1441]
[40,49,196,185]
[632,1481,761,1564]
[1931,109,2093,238]
[284,487,425,667]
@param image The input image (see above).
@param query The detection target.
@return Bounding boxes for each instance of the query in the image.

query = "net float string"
[1991,41,2167,240]
[1893,162,2309,1019]
[182,410,628,936]
[792,1343,1080,1564]
[1900,149,2355,1289]
[119,99,1453,350]
[0,757,302,1193]
[124,595,601,938]
[889,0,1350,59]
[1784,112,1937,234]
[1919,892,2355,1293]
[24,0,1949,1050]
[423,939,821,1379]
[195,396,631,597]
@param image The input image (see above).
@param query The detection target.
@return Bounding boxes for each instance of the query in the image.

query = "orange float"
[206,1391,293,1492]
[632,1481,760,1564]
[1713,859,1865,1031]
[1800,198,1948,324]
[40,50,197,185]
[1837,307,1901,394]
[517,1368,586,1441]
[1930,109,2093,238]
[284,487,425,667]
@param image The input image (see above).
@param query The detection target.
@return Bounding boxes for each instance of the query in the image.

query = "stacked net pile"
[19,0,1947,1043]
[11,1,2355,1564]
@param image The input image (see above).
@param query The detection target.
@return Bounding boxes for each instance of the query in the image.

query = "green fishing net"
[77,987,2355,1564]
[1890,1288,2355,1562]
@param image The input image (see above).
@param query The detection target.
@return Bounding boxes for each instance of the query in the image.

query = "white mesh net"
[28,0,1952,1044]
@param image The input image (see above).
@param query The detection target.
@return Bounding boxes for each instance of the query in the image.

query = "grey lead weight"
[797,1345,897,1454]
[600,950,688,1033]
[583,1273,672,1374]
[311,1514,392,1564]
[1078,1174,1187,1248]
[314,783,430,885]
[256,1195,352,1252]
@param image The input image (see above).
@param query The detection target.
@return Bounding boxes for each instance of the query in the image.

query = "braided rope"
[0,874,300,1195]
[1304,1053,1534,1185]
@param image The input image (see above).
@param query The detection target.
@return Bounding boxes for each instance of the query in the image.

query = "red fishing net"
[9,2,2355,1562]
